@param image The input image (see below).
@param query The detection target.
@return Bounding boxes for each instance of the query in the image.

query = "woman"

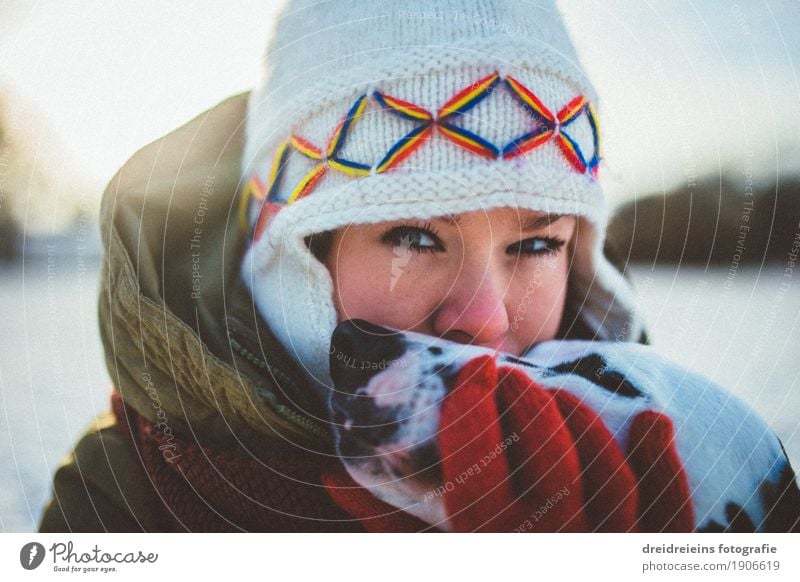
[237,0,646,416]
[39,0,650,532]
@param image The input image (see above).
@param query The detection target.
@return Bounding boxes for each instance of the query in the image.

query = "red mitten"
[626,410,696,532]
[323,355,695,532]
[438,356,587,530]
[438,356,626,531]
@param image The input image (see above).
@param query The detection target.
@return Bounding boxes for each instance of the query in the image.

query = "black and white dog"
[328,319,800,532]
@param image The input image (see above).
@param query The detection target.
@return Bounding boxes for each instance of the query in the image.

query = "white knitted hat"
[240,0,643,398]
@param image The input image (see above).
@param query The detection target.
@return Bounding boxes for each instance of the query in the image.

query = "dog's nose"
[329,319,406,393]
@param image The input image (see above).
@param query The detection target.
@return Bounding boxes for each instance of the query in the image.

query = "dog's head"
[328,320,453,521]
[328,319,523,526]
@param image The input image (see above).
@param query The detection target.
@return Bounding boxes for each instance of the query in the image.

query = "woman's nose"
[433,261,510,348]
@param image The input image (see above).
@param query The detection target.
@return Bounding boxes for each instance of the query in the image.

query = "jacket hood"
[98,93,333,456]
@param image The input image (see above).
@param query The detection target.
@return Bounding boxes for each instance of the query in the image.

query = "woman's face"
[324,207,576,356]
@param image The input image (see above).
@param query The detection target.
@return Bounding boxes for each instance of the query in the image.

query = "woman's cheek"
[507,256,570,342]
[332,246,432,323]
[540,256,571,337]
[375,254,448,327]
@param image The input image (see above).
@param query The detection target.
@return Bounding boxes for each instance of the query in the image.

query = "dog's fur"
[329,319,800,532]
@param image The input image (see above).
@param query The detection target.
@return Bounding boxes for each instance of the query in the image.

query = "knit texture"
[111,392,363,532]
[240,72,602,241]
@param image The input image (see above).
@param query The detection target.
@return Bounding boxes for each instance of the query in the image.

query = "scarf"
[110,392,406,532]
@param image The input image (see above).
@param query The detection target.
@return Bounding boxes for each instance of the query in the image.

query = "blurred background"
[1,0,799,532]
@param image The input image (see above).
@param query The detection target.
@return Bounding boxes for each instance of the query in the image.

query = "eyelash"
[381,223,566,257]
[510,237,566,257]
[380,222,443,254]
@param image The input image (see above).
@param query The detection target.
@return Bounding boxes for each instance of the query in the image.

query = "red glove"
[323,356,695,532]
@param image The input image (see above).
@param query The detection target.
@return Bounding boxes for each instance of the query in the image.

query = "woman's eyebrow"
[522,213,564,231]
[437,212,563,230]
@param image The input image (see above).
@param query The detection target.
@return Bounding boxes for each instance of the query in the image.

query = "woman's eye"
[381,224,443,253]
[509,237,566,256]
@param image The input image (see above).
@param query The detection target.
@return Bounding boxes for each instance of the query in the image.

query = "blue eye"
[381,223,443,253]
[510,237,565,256]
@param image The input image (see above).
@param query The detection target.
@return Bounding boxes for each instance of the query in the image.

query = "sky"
[564,0,800,201]
[0,0,283,230]
[1,0,798,228]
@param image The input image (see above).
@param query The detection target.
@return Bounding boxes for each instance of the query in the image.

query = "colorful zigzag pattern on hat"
[241,73,601,242]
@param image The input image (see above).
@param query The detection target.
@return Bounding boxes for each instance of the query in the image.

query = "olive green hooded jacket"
[38,93,337,532]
